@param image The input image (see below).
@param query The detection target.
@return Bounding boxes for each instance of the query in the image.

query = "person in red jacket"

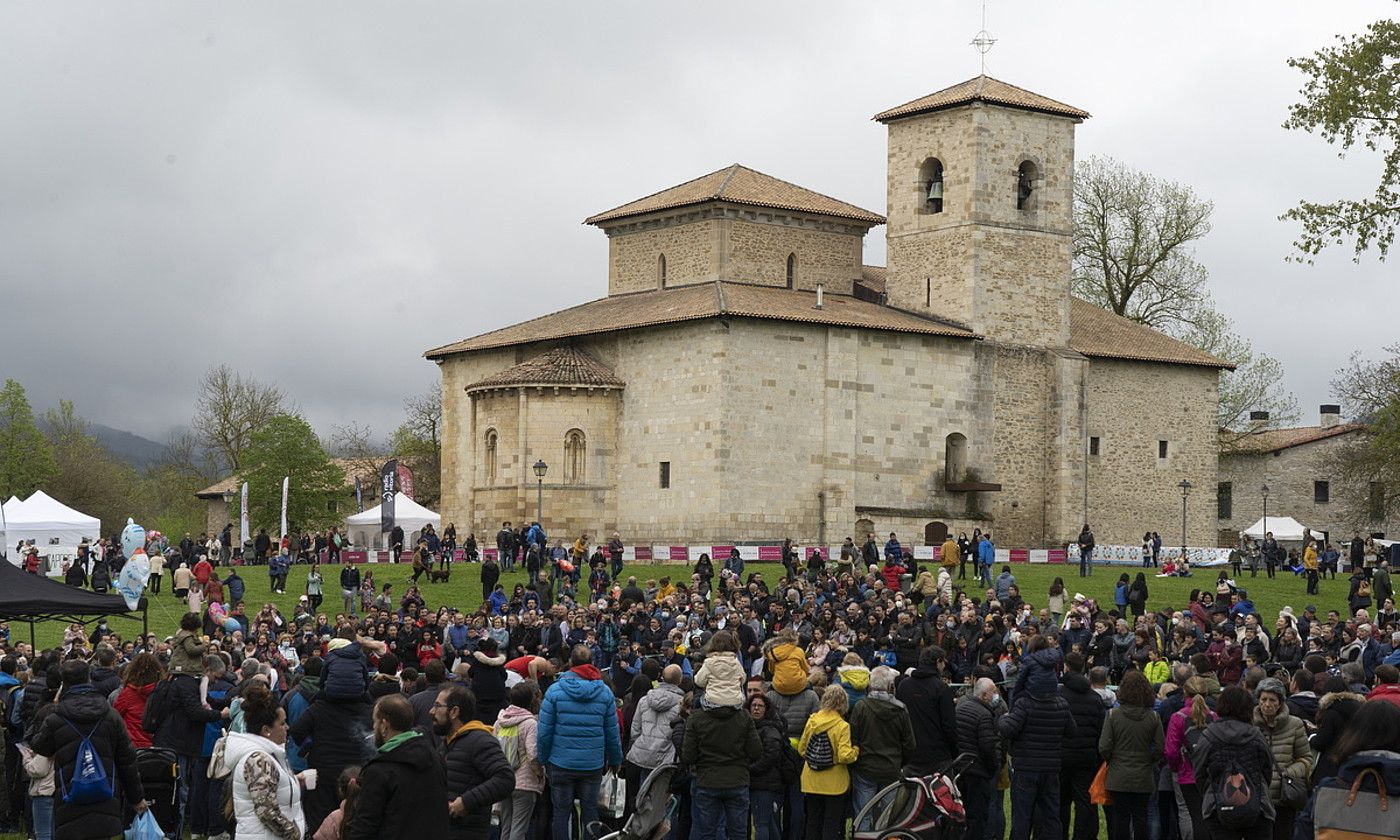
[416,628,443,668]
[112,652,165,749]
[1370,664,1400,708]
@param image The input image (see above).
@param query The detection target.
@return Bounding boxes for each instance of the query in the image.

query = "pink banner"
[452,549,466,563]
[757,546,783,561]
[668,546,688,561]
[1009,549,1029,564]
[634,546,653,562]
[711,546,735,559]
[483,548,497,562]
[806,546,827,560]
[1047,549,1068,564]
[341,550,369,564]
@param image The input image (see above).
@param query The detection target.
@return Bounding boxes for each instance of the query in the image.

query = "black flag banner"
[380,459,397,533]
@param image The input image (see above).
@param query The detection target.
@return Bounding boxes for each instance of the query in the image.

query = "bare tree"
[192,365,285,474]
[1072,155,1214,332]
[392,383,441,507]
[328,421,388,493]
[1183,309,1300,450]
[1331,343,1400,421]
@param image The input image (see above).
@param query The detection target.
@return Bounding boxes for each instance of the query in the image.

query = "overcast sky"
[1,1,1394,445]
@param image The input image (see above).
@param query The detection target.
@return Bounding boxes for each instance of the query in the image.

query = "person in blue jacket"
[537,645,623,840]
[977,533,995,587]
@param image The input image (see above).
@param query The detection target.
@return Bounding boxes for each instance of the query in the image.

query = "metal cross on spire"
[970,0,996,74]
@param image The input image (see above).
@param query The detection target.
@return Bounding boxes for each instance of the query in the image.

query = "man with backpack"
[30,659,147,840]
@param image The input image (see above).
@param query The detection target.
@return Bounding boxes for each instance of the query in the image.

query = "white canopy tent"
[345,492,441,550]
[1240,516,1312,542]
[3,491,102,568]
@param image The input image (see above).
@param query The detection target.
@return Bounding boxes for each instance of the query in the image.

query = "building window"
[659,461,671,489]
[484,429,498,484]
[564,429,586,484]
[944,433,968,484]
[1157,440,1168,459]
[1016,160,1040,211]
[1088,436,1100,457]
[1314,480,1330,504]
[1370,481,1386,521]
[1218,482,1233,520]
[658,254,667,288]
[919,157,944,214]
[786,253,796,289]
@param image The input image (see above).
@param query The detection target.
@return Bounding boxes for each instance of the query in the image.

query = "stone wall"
[723,217,863,293]
[1085,358,1219,547]
[608,218,718,293]
[1218,432,1400,541]
[884,102,1076,347]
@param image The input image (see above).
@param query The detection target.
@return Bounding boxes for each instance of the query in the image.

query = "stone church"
[426,75,1232,550]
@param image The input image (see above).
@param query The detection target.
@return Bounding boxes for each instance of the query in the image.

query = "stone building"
[1217,406,1397,543]
[426,75,1232,549]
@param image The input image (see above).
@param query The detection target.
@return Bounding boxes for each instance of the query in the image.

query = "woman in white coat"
[222,682,307,840]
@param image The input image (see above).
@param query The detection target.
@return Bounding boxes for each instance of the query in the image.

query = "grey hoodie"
[627,682,684,769]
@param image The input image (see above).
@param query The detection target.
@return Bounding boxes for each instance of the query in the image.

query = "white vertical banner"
[239,482,250,545]
[279,476,290,541]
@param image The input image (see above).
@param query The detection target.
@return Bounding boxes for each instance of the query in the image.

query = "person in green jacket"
[1097,671,1164,840]
[681,697,762,839]
[848,666,915,816]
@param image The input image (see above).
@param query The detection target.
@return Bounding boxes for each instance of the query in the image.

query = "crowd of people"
[2,521,1400,840]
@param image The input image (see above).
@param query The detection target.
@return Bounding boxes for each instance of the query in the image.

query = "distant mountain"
[88,422,169,467]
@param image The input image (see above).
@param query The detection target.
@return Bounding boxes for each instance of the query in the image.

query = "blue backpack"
[59,718,114,805]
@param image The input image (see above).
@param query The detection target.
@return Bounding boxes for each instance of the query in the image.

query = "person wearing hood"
[1058,652,1107,840]
[835,653,870,708]
[1309,674,1365,783]
[1293,700,1400,839]
[896,647,960,774]
[536,645,623,840]
[849,665,914,816]
[1192,686,1276,838]
[345,694,449,839]
[796,685,859,839]
[997,638,1078,840]
[29,659,147,840]
[432,684,514,840]
[682,675,763,840]
[1253,676,1311,836]
[494,681,544,840]
[764,631,809,697]
[466,638,508,725]
[1098,671,1164,840]
[220,682,305,840]
[627,665,684,793]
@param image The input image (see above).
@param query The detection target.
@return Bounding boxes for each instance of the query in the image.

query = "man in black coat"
[432,685,514,840]
[288,693,376,834]
[496,521,516,572]
[1058,653,1108,840]
[149,661,223,840]
[346,694,450,840]
[88,646,121,697]
[894,648,960,773]
[30,660,147,840]
[480,556,500,603]
[998,660,1078,840]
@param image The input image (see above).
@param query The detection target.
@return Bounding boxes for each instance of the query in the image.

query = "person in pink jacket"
[1165,677,1216,840]
[494,681,544,840]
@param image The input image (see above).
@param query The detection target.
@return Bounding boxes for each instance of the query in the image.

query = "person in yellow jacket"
[798,685,860,836]
[939,535,959,572]
[765,631,810,696]
[1303,539,1319,595]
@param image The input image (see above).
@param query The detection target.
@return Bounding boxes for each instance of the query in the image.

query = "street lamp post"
[533,460,548,525]
[1178,479,1193,561]
[1261,484,1270,536]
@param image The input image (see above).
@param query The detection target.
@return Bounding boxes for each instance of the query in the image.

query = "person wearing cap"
[1252,676,1310,832]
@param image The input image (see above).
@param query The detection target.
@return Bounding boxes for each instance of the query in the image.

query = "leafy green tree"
[0,378,57,499]
[237,414,346,534]
[1283,15,1400,261]
[43,400,143,535]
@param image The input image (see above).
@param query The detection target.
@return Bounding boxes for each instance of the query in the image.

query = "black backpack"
[1213,755,1264,829]
[779,737,804,784]
[804,730,834,772]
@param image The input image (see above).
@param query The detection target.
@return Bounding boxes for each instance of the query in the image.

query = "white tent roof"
[345,492,440,532]
[3,491,102,563]
[1241,516,1312,541]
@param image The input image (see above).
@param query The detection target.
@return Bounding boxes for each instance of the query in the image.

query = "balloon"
[207,602,226,622]
[223,617,242,634]
[115,550,150,611]
[120,519,146,560]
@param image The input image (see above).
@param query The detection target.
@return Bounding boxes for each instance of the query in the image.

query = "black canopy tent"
[0,559,147,648]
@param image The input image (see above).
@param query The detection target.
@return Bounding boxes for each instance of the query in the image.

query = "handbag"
[1089,762,1113,805]
[1280,772,1310,810]
[597,769,626,819]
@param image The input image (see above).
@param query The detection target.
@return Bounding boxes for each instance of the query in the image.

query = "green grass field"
[19,558,1328,651]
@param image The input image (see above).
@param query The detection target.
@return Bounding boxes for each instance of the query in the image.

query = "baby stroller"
[853,753,976,840]
[589,763,678,840]
[132,747,179,833]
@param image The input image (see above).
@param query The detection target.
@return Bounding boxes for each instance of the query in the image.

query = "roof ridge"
[583,165,734,225]
[714,279,727,311]
[716,164,742,196]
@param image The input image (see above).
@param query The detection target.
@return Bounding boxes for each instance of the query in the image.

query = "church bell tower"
[875,75,1088,348]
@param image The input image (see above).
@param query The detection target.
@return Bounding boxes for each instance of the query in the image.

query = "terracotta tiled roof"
[1224,424,1367,455]
[584,164,885,226]
[858,265,887,289]
[874,75,1091,123]
[1068,298,1235,369]
[194,458,359,499]
[467,346,624,392]
[424,282,976,358]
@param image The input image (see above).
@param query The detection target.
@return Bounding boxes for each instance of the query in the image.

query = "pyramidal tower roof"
[584,163,885,226]
[874,75,1090,123]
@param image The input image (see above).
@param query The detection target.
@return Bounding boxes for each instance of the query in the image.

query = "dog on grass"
[429,567,451,583]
